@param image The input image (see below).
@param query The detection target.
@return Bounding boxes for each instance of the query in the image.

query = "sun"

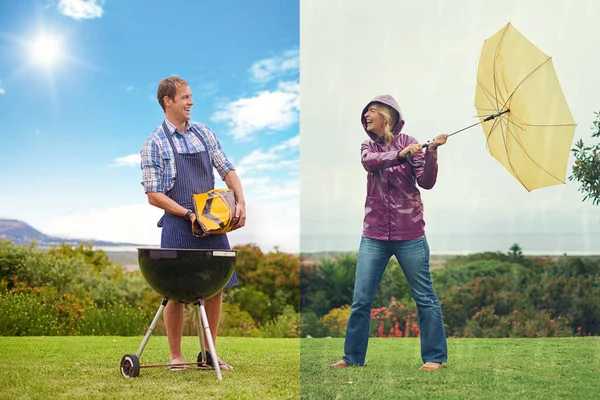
[30,34,63,67]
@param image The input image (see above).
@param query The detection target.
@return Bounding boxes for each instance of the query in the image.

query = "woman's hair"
[371,102,399,146]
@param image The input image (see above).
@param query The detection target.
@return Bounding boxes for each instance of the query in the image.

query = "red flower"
[378,321,385,338]
[394,321,402,337]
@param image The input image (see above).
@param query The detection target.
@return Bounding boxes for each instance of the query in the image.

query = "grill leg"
[195,303,206,363]
[198,299,222,381]
[136,297,169,358]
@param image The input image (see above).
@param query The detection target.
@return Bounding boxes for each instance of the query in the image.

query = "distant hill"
[0,218,146,248]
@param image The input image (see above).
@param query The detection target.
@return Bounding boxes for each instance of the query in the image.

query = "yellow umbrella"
[474,22,577,191]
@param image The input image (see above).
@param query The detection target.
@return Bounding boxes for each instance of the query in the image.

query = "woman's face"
[364,104,386,136]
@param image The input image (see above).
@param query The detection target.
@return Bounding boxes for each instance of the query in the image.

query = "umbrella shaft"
[484,109,510,122]
[447,109,509,137]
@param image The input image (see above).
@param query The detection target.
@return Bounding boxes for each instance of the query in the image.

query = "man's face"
[166,84,194,121]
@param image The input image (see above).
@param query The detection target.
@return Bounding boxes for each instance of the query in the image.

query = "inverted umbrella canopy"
[474,22,577,191]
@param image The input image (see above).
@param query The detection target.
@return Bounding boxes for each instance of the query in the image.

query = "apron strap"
[189,123,210,150]
[162,121,178,154]
[189,124,215,182]
[162,121,210,155]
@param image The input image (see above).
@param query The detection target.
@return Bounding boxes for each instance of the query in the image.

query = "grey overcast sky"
[300,0,600,254]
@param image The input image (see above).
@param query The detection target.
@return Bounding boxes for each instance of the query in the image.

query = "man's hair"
[157,77,188,111]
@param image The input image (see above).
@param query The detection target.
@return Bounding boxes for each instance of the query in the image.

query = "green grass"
[300,337,600,399]
[0,336,299,400]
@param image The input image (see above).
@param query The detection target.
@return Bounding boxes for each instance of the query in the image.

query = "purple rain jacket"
[360,95,438,241]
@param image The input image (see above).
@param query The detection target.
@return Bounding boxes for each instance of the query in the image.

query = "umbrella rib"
[485,116,502,153]
[492,24,511,112]
[505,116,526,132]
[498,114,525,188]
[501,56,553,112]
[477,109,504,117]
[477,79,502,114]
[519,123,577,127]
[500,115,565,185]
[507,112,574,130]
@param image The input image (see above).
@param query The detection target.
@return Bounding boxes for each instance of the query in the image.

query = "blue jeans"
[342,236,448,365]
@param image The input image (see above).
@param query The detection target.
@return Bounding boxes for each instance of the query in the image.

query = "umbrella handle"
[405,143,429,168]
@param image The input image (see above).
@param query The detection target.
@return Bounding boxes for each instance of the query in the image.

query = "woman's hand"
[428,134,448,151]
[398,143,423,158]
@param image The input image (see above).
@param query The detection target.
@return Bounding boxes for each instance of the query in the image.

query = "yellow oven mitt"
[192,189,237,237]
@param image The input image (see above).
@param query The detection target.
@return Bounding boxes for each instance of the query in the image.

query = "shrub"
[77,302,153,336]
[0,280,84,336]
[217,302,262,337]
[464,306,572,338]
[300,311,330,338]
[260,305,300,338]
[0,241,87,292]
[0,241,302,337]
[320,305,351,337]
[223,285,270,324]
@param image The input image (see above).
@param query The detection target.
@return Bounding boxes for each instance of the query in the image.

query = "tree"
[569,111,600,206]
[509,243,523,258]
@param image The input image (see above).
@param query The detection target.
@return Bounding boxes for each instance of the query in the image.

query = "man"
[140,76,246,371]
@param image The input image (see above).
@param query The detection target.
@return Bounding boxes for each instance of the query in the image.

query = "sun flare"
[30,35,63,67]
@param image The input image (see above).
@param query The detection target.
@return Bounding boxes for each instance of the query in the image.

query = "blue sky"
[0,0,299,252]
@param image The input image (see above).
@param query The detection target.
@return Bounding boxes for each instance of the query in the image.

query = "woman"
[330,94,448,371]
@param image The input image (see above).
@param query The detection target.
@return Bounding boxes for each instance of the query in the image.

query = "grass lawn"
[0,336,299,400]
[300,337,600,399]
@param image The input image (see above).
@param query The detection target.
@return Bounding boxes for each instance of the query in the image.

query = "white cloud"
[57,0,103,19]
[0,79,5,95]
[211,81,299,141]
[228,199,299,253]
[109,154,140,168]
[39,204,163,246]
[239,150,280,167]
[240,177,271,187]
[249,48,300,83]
[238,159,299,178]
[247,178,299,201]
[125,85,135,94]
[236,134,300,176]
[270,134,300,152]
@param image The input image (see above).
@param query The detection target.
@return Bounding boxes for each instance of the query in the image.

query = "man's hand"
[428,134,448,151]
[224,170,246,230]
[188,212,197,225]
[233,201,246,229]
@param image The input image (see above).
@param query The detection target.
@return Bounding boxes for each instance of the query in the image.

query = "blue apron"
[158,122,238,289]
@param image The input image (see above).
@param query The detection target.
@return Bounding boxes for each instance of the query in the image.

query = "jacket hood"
[361,95,405,140]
